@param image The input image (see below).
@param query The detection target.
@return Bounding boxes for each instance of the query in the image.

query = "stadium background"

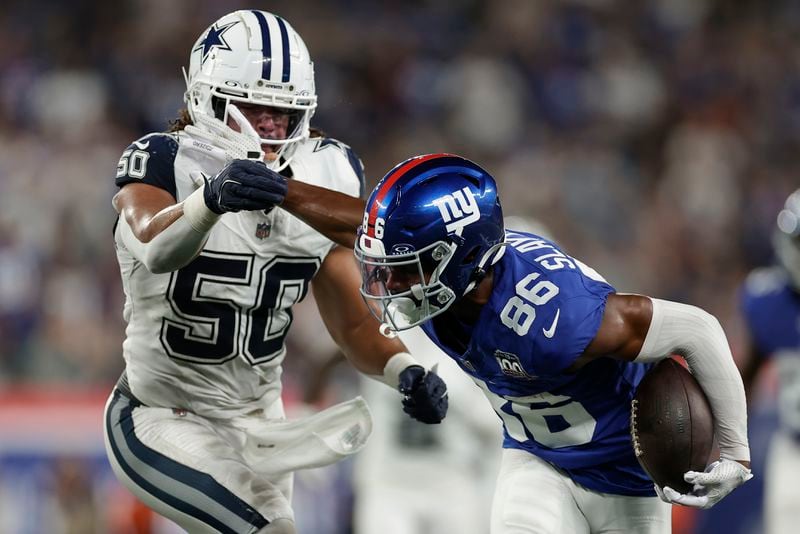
[0,0,795,532]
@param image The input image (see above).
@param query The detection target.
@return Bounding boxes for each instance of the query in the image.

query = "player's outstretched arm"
[281,181,365,249]
[575,294,752,508]
[114,160,287,274]
[312,246,448,424]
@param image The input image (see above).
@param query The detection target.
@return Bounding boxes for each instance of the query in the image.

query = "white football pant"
[104,390,371,533]
[491,448,671,534]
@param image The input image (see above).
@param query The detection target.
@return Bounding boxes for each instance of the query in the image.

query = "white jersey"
[113,130,364,417]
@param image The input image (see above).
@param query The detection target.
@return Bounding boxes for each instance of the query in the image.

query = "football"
[630,358,714,494]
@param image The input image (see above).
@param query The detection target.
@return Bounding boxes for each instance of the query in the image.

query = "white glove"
[657,459,753,509]
[184,105,264,163]
[653,483,669,502]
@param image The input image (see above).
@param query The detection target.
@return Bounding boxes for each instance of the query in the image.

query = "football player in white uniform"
[103,11,447,534]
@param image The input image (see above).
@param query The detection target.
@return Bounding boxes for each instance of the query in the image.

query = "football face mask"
[356,239,457,331]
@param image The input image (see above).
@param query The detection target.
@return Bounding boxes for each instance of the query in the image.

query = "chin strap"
[464,241,508,295]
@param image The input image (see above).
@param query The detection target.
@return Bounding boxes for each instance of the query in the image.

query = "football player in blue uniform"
[354,154,753,533]
[104,11,447,534]
[740,189,800,534]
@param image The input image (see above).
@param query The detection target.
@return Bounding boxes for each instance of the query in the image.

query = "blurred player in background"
[104,10,447,534]
[302,329,500,534]
[739,188,800,534]
[351,326,501,534]
[355,154,753,533]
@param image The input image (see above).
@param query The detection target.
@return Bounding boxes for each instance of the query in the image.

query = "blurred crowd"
[1,0,798,386]
[0,0,797,532]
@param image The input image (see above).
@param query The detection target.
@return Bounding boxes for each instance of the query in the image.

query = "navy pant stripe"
[106,392,269,533]
[251,11,272,80]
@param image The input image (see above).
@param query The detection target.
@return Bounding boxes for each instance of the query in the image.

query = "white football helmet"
[774,189,800,289]
[184,10,317,167]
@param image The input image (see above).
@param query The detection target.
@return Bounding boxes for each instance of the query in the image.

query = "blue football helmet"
[355,153,505,331]
[774,188,800,289]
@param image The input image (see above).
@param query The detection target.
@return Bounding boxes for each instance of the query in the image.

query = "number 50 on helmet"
[355,154,505,331]
[184,10,316,153]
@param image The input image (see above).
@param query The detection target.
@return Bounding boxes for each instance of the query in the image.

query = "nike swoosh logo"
[542,308,560,338]
[133,140,150,150]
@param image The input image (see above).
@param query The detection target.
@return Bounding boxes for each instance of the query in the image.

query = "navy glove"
[398,365,448,424]
[203,159,287,214]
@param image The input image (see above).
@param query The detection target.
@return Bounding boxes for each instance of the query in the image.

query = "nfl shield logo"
[255,222,271,239]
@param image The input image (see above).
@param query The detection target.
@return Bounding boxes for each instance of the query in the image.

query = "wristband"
[183,186,220,233]
[382,352,421,388]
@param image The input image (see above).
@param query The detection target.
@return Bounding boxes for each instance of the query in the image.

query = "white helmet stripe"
[274,16,291,82]
[250,10,273,80]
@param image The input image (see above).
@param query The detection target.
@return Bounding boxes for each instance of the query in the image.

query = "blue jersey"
[421,230,654,496]
[740,267,800,434]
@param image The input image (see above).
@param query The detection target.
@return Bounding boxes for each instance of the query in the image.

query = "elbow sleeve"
[118,210,211,274]
[635,298,750,462]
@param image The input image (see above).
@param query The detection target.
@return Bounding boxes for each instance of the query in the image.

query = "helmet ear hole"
[211,96,227,121]
[461,246,481,265]
[287,110,303,134]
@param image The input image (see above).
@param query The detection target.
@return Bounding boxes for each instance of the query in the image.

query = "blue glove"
[203,159,287,214]
[398,365,448,424]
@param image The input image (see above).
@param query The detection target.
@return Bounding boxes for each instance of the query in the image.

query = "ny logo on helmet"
[433,187,480,235]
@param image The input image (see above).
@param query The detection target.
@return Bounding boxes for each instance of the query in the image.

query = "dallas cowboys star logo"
[194,20,238,64]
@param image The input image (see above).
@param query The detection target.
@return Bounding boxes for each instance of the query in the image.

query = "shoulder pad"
[115,133,179,198]
[495,249,614,375]
[310,137,366,197]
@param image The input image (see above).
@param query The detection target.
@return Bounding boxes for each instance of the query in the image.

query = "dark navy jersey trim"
[312,138,366,197]
[106,391,269,532]
[275,16,291,83]
[115,133,178,199]
[344,146,366,198]
[252,11,272,80]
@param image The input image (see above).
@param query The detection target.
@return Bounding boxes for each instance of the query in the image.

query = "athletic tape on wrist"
[382,352,421,389]
[183,186,220,233]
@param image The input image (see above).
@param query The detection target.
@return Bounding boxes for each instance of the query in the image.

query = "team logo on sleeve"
[433,187,480,235]
[494,350,537,381]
